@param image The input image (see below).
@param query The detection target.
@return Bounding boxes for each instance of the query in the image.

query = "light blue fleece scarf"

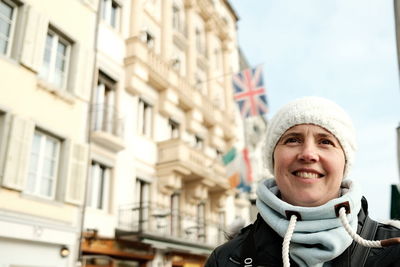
[256,178,362,267]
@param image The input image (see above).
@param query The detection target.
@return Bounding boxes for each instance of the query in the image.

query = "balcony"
[116,202,226,251]
[198,0,214,19]
[157,139,228,190]
[147,49,171,89]
[90,104,125,152]
[125,36,170,91]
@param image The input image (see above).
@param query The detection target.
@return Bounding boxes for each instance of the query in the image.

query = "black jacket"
[205,198,400,267]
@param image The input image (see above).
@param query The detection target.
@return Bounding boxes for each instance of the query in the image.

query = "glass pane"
[0,18,11,37]
[40,177,52,197]
[0,38,6,54]
[42,158,55,178]
[57,41,66,56]
[110,6,117,27]
[45,138,58,158]
[101,0,107,20]
[0,1,13,19]
[40,34,52,79]
[26,133,41,193]
[26,173,37,193]
[53,69,64,88]
[55,56,65,71]
[97,168,105,209]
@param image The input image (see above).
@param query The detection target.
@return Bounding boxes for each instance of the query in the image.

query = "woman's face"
[273,124,346,207]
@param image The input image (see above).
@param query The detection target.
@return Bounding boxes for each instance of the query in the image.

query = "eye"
[283,137,301,144]
[320,139,334,145]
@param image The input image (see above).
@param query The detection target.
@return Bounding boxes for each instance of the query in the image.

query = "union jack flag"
[232,66,268,118]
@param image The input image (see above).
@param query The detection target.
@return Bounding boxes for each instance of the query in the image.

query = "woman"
[205,97,400,267]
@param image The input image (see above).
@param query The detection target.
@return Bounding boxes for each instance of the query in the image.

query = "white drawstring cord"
[338,207,382,248]
[280,206,400,266]
[283,215,298,267]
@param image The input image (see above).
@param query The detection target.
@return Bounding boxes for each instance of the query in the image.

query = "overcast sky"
[230,0,400,220]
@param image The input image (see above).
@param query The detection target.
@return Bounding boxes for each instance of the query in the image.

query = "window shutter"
[2,116,34,190]
[0,113,12,180]
[65,142,89,205]
[20,5,49,72]
[70,43,94,101]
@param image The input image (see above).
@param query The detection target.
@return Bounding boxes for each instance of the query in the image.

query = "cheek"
[273,149,292,174]
[325,152,346,176]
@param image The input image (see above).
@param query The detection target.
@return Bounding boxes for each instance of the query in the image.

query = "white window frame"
[135,178,150,231]
[194,135,204,150]
[168,119,180,139]
[172,4,181,32]
[94,71,117,135]
[87,161,111,211]
[137,98,153,138]
[141,29,154,49]
[25,130,61,199]
[195,28,202,54]
[39,28,72,90]
[101,0,121,30]
[0,0,18,57]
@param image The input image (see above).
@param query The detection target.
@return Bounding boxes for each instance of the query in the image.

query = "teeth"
[295,171,319,179]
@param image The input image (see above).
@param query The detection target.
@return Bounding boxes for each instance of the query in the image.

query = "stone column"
[222,39,233,115]
[184,0,195,85]
[161,0,172,60]
[129,0,144,38]
[205,19,214,98]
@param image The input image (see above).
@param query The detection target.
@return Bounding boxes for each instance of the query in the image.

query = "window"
[216,149,222,161]
[171,57,180,71]
[25,130,61,199]
[93,71,119,135]
[195,74,202,91]
[0,0,17,56]
[170,193,180,236]
[172,46,186,76]
[101,0,121,29]
[137,98,153,138]
[39,28,71,89]
[142,30,154,49]
[195,27,206,56]
[195,28,202,53]
[172,5,181,31]
[194,135,203,149]
[168,119,179,139]
[195,68,207,94]
[214,48,222,73]
[87,161,111,210]
[135,178,150,231]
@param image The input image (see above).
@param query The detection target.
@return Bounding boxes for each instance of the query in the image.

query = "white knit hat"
[264,96,357,178]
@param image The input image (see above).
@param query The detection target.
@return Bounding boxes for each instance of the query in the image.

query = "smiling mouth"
[292,171,324,179]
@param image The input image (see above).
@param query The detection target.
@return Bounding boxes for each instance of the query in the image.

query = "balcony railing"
[91,104,124,137]
[118,202,226,247]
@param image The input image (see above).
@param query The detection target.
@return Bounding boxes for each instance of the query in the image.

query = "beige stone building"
[0,0,249,266]
[0,0,95,266]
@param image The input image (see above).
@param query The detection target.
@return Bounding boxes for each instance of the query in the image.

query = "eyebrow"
[280,132,335,139]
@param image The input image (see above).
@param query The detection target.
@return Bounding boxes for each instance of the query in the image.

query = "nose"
[297,142,319,162]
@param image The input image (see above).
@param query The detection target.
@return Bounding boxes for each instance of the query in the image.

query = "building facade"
[81,0,249,266]
[0,0,248,266]
[0,0,95,266]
